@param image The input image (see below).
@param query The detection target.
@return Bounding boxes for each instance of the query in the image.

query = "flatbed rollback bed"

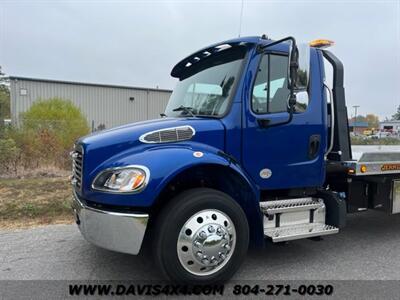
[340,149,400,214]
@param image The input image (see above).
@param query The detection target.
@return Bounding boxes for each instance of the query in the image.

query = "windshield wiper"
[172,105,196,117]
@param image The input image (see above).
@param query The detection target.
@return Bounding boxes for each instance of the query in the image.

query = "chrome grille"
[139,125,195,143]
[177,127,194,140]
[143,132,160,142]
[71,145,83,191]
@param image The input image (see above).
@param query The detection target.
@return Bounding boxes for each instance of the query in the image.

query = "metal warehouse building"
[9,76,172,130]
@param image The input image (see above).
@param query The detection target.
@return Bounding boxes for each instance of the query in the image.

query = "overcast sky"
[1,0,399,119]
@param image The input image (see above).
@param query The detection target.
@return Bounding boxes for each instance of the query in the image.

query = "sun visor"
[171,42,249,79]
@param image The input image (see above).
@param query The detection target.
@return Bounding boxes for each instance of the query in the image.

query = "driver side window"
[252,54,292,114]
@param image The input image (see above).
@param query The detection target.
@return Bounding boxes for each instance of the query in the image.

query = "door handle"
[308,134,321,159]
[257,118,271,128]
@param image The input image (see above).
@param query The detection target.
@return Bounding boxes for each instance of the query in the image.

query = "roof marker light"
[215,44,231,51]
[309,39,335,49]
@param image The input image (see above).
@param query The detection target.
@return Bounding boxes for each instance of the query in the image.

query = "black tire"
[152,188,249,284]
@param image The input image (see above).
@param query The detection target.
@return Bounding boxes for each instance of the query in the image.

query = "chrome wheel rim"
[177,209,236,276]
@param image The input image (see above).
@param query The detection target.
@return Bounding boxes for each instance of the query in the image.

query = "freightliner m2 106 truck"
[71,35,400,283]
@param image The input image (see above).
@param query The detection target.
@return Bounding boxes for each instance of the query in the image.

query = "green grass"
[351,137,400,145]
[0,177,73,229]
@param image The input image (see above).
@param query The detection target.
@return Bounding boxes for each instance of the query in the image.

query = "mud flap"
[317,190,347,229]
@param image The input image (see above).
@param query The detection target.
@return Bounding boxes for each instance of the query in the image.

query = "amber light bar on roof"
[309,39,335,49]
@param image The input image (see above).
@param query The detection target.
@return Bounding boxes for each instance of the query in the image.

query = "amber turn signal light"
[360,165,367,173]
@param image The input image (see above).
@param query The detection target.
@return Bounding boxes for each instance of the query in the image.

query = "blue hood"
[78,117,225,178]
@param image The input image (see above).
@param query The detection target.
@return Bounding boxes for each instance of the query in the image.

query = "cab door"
[241,51,327,190]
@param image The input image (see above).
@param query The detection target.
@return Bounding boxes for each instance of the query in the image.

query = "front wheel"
[153,188,249,283]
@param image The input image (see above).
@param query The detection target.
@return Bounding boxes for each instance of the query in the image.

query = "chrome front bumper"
[72,191,149,255]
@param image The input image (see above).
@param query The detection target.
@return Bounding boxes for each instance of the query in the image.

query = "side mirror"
[286,91,309,111]
[295,43,310,91]
[287,42,310,113]
[286,42,298,111]
[295,90,309,112]
[287,43,310,92]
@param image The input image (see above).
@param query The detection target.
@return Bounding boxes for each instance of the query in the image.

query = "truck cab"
[71,35,400,283]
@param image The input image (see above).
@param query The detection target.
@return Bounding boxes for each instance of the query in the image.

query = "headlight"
[92,166,149,193]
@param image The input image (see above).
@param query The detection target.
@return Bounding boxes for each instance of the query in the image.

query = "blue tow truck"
[71,35,400,283]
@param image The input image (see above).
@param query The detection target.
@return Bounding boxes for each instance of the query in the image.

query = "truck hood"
[78,117,225,176]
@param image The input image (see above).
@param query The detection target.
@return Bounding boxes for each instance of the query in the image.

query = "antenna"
[238,0,244,37]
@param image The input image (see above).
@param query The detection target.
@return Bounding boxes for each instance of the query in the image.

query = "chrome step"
[261,197,339,242]
[264,223,339,242]
[260,197,323,215]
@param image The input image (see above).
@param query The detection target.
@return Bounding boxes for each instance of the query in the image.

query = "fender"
[84,142,255,206]
[83,142,264,246]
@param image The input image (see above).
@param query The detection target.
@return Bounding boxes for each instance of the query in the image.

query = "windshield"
[165,47,246,117]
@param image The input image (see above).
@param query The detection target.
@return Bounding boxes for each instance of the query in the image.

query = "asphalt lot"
[1,210,400,281]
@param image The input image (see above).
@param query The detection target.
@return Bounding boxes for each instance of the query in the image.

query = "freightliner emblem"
[260,168,272,179]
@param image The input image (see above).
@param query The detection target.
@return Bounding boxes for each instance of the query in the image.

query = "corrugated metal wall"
[10,77,172,129]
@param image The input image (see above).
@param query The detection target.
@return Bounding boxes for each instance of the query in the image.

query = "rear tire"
[153,188,249,283]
